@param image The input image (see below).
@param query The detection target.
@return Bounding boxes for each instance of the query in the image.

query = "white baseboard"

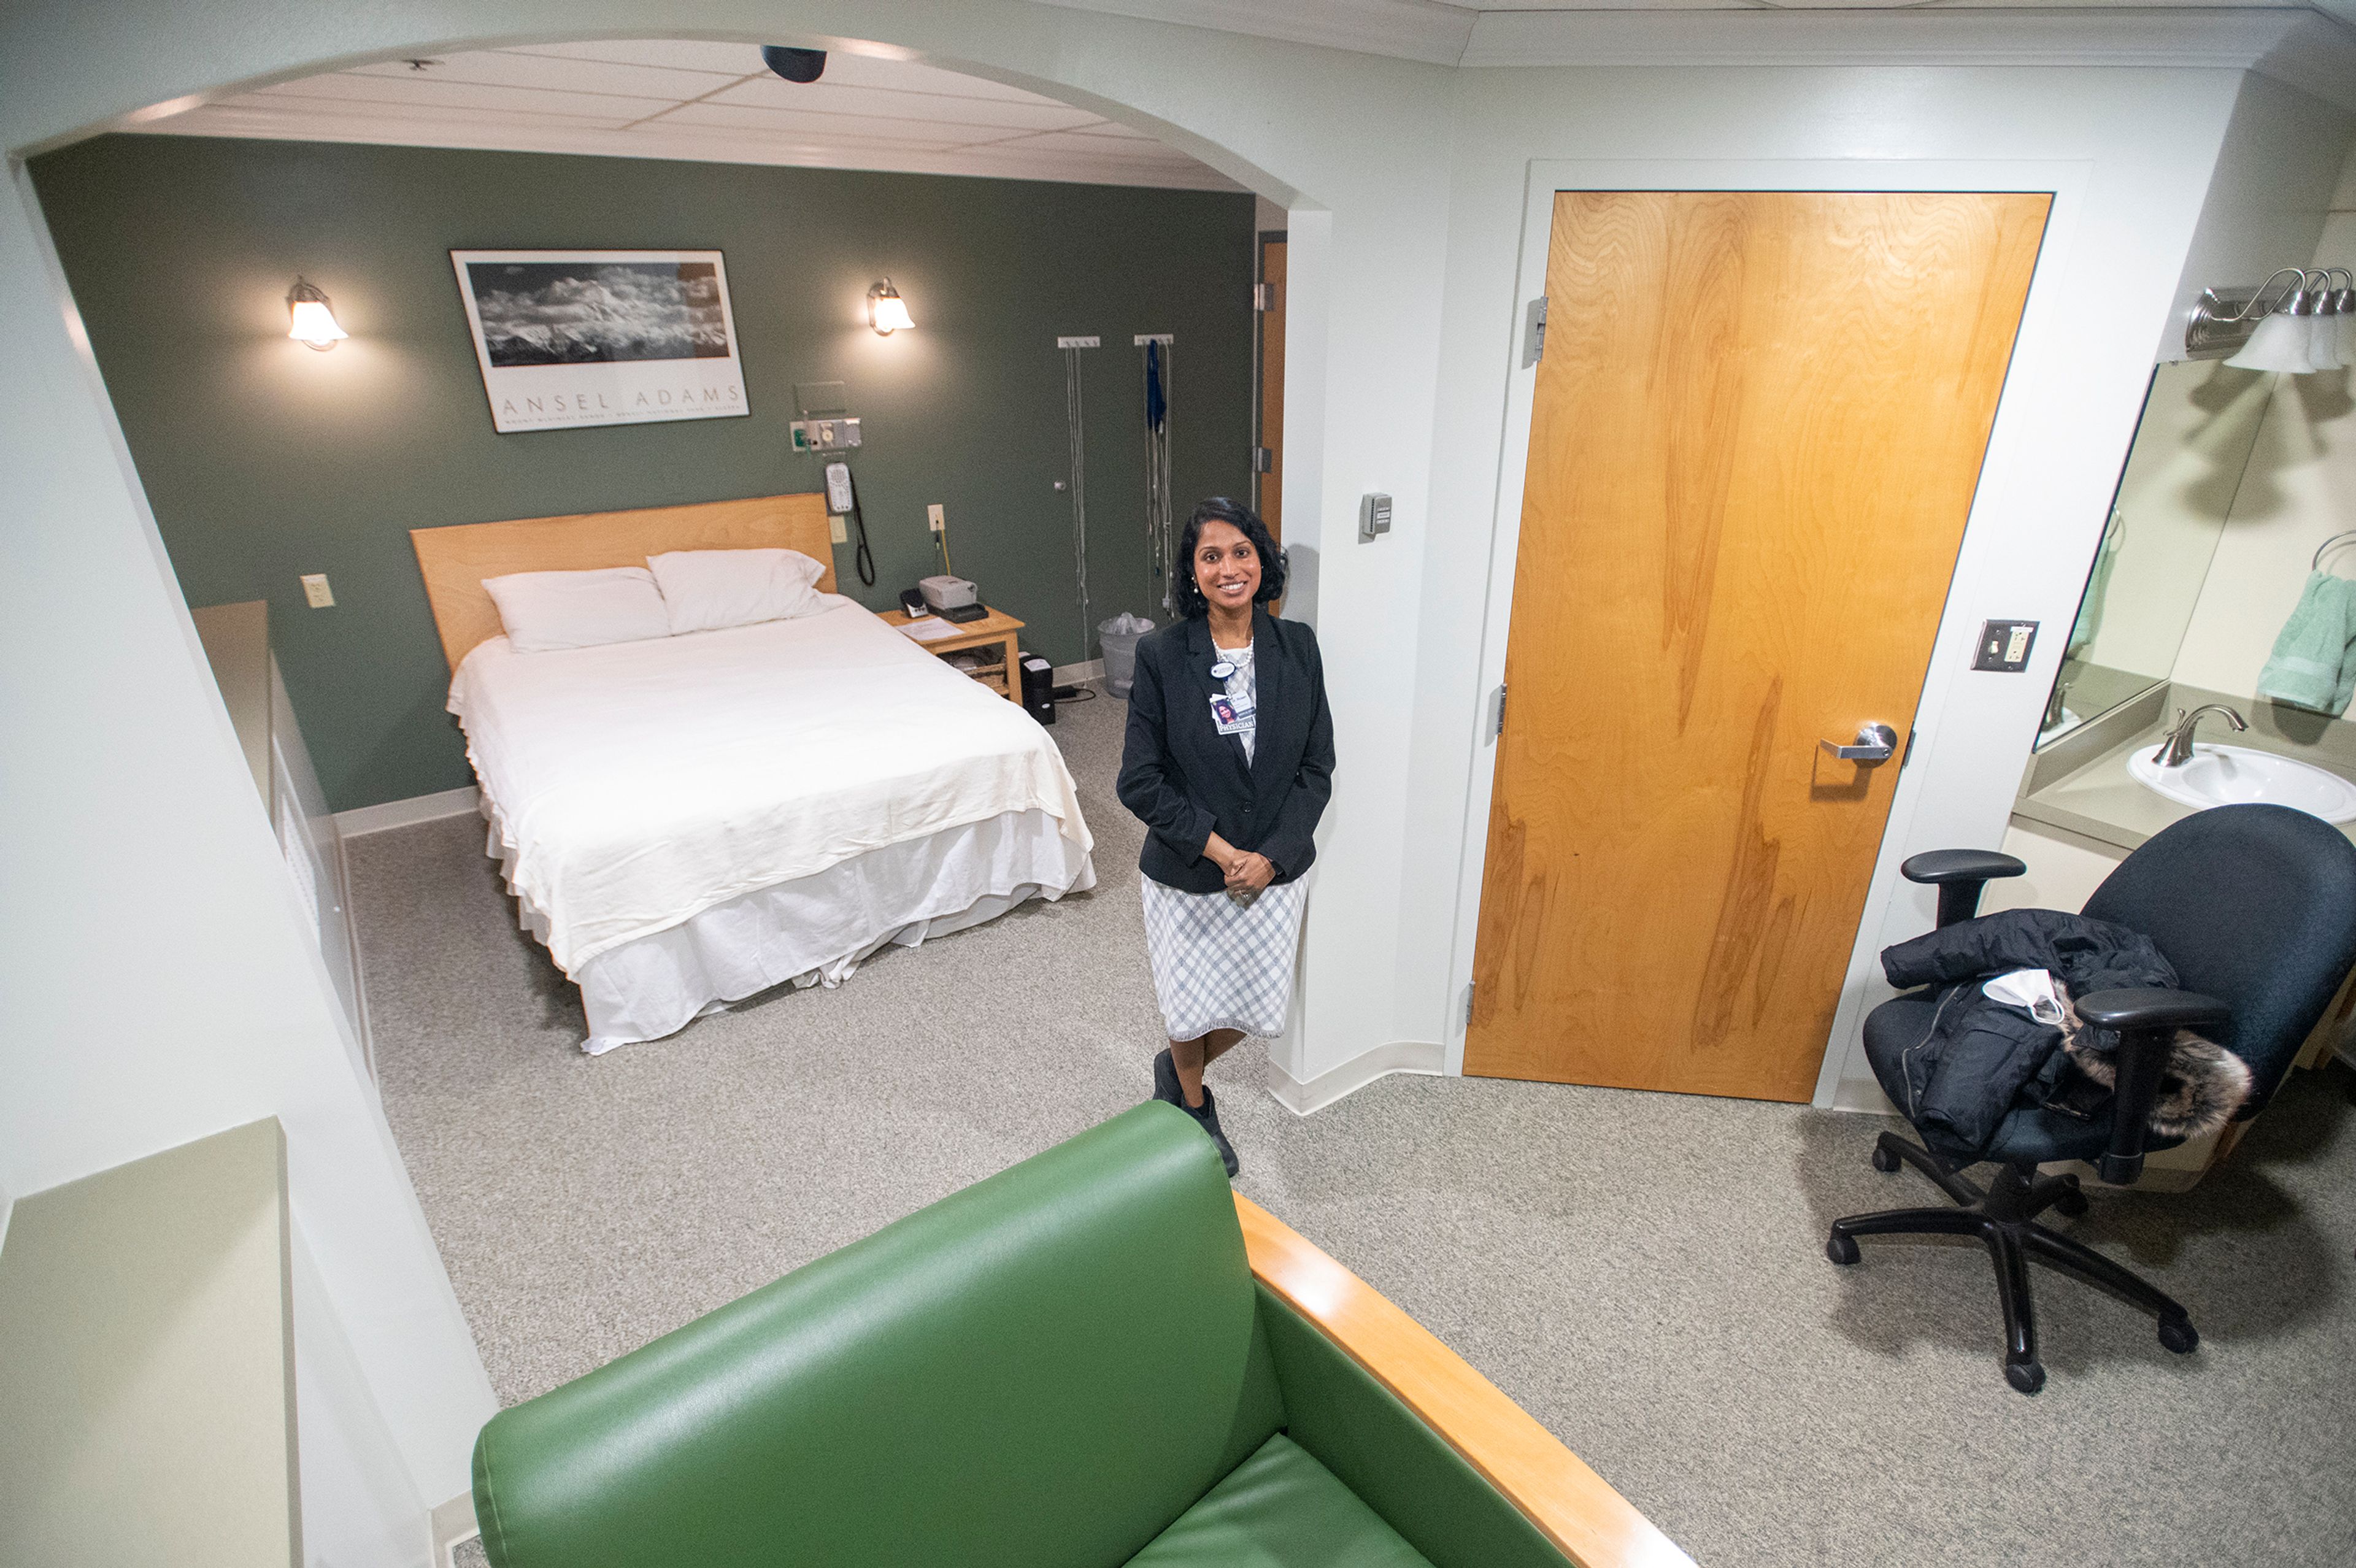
[1265,1039,1445,1116]
[1052,658,1105,685]
[432,1491,479,1567]
[335,785,479,838]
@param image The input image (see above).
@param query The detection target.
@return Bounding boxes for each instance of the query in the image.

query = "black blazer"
[1117,609,1335,894]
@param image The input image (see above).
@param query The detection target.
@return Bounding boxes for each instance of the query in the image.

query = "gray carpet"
[353,685,2356,1568]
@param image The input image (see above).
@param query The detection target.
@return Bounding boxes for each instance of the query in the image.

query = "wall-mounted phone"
[822,460,876,587]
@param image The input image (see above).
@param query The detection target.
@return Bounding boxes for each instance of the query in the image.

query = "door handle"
[1819,723,1898,763]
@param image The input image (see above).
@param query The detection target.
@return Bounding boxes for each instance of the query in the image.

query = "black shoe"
[1182,1085,1240,1178]
[1151,1048,1182,1107]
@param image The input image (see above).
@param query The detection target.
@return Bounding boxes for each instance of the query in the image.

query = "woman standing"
[1117,498,1334,1175]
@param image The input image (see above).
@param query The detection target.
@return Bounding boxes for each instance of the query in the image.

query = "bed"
[413,493,1095,1054]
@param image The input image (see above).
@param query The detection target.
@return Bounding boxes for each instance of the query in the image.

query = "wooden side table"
[877,606,1025,702]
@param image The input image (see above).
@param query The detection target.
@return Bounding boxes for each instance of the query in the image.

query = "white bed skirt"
[559,809,1094,1055]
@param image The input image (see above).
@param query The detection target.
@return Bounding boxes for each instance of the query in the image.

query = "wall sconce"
[2185,268,2350,372]
[286,278,348,351]
[867,279,913,336]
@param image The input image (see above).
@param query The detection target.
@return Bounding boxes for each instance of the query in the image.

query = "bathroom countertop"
[2014,711,2356,854]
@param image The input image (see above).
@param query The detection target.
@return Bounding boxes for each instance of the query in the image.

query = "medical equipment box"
[918,575,979,612]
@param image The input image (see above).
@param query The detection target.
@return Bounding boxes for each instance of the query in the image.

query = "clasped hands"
[1204,832,1276,904]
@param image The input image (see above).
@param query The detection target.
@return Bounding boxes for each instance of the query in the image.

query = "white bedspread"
[448,597,1091,975]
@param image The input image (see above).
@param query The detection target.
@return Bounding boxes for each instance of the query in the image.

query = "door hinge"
[1522,296,1549,368]
[1492,682,1508,739]
[1252,445,1274,474]
[1254,282,1274,311]
[1463,981,1477,1029]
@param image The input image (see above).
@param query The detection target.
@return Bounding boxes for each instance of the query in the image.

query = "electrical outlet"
[829,515,848,545]
[300,573,334,609]
[1973,619,2038,672]
[928,503,945,534]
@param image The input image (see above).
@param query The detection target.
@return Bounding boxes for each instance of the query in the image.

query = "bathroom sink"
[2125,743,2356,824]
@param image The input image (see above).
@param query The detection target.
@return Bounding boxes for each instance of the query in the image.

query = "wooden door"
[1256,235,1286,542]
[1466,190,2047,1100]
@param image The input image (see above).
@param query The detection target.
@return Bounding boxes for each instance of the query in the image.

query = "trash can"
[1099,613,1153,699]
[1020,655,1055,725]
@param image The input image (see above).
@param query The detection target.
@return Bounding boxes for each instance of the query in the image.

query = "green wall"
[31,135,1253,811]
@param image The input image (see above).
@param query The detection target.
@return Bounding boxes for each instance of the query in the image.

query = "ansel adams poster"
[450,250,750,433]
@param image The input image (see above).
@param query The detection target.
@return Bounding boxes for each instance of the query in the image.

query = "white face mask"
[1982,968,2064,1026]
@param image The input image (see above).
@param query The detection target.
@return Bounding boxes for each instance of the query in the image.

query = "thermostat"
[1359,492,1392,542]
[1973,620,2038,672]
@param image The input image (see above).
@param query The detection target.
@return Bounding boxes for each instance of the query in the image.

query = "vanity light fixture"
[286,277,347,351]
[2189,267,2350,372]
[867,279,913,336]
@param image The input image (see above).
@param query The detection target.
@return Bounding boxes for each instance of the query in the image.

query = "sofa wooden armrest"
[1234,1194,1692,1568]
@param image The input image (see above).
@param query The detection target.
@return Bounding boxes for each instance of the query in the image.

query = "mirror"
[2038,360,2277,747]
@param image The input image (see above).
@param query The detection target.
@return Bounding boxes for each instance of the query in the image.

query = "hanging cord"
[1065,345,1092,655]
[1143,339,1174,613]
[836,463,877,587]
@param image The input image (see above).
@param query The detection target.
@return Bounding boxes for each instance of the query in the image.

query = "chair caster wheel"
[2005,1359,2046,1396]
[1871,1143,1901,1174]
[2158,1316,2198,1355]
[1826,1231,1860,1266]
[2054,1185,2088,1219]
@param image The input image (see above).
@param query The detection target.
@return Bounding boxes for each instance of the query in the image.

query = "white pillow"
[482,566,672,653]
[647,548,828,634]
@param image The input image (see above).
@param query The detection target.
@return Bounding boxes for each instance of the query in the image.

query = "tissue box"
[918,575,978,612]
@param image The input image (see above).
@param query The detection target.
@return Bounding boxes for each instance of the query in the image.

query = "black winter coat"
[1879,908,2177,1160]
[1115,609,1335,894]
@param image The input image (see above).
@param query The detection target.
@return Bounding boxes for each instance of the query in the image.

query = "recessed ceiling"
[131,41,1242,193]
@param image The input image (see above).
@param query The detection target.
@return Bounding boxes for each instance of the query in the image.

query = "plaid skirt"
[1140,875,1307,1041]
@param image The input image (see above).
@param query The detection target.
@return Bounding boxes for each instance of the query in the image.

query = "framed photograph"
[449,249,750,433]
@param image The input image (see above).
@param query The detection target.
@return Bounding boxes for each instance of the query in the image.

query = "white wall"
[0,0,1461,1535]
[1406,63,2356,1108]
[7,9,2356,1536]
[2173,139,2356,698]
[0,161,495,1524]
[2077,362,2270,681]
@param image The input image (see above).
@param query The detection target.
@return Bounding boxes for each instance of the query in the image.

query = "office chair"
[1827,802,2356,1394]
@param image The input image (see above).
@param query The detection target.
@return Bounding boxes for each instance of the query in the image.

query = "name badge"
[1210,692,1258,737]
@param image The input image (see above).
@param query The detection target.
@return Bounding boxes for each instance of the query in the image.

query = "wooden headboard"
[410,492,837,669]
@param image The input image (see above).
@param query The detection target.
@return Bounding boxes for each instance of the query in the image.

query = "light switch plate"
[829,515,849,545]
[300,573,334,609]
[1973,619,2037,672]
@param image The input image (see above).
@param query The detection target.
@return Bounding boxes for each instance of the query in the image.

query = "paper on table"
[898,618,960,643]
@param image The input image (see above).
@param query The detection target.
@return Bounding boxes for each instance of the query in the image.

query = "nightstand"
[877,606,1025,702]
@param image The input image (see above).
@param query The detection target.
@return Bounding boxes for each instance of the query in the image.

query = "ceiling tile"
[653,101,998,147]
[499,40,770,74]
[977,128,1203,162]
[707,78,1098,129]
[625,123,966,156]
[255,74,673,118]
[348,52,739,101]
[211,93,639,129]
[806,53,1065,102]
[1063,119,1159,140]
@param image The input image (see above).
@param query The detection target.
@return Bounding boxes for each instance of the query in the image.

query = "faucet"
[2150,704,2247,768]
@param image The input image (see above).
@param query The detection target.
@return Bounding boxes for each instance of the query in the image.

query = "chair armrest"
[1233,1194,1692,1568]
[2071,988,2231,1034]
[1900,850,2028,929]
[2071,988,2231,1183]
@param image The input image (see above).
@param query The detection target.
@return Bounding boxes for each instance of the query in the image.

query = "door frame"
[1442,157,2091,1107]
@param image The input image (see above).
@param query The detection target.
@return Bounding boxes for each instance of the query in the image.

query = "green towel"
[2257,571,2356,715]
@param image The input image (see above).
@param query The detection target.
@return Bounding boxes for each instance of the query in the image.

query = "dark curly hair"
[1172,497,1285,620]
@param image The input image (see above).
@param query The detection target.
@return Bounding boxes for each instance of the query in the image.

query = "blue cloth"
[2255,571,2356,715]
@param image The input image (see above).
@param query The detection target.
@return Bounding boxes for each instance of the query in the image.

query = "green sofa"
[471,1104,1682,1568]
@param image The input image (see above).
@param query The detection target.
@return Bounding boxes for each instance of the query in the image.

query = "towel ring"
[2314,529,2356,572]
